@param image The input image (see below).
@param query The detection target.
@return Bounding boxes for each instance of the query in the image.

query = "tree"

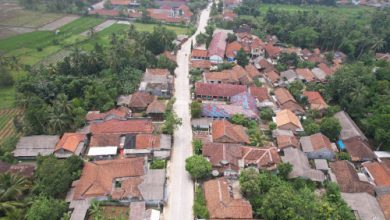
[320,117,341,141]
[227,33,237,43]
[236,48,249,67]
[239,168,261,196]
[0,67,14,87]
[190,101,202,118]
[268,122,277,130]
[277,162,292,180]
[0,173,29,216]
[217,0,223,13]
[26,196,67,220]
[162,112,182,135]
[185,155,211,180]
[193,186,209,219]
[196,33,208,45]
[303,120,320,135]
[290,27,319,48]
[193,139,203,155]
[260,108,274,121]
[156,56,177,74]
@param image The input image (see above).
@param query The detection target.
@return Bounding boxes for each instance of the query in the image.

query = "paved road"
[164,4,211,220]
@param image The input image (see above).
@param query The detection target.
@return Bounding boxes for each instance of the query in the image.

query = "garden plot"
[39,15,80,31]
[80,19,117,36]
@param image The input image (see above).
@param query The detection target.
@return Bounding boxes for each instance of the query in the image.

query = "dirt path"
[80,19,116,36]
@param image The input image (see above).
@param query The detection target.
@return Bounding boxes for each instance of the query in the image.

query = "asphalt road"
[163,4,212,220]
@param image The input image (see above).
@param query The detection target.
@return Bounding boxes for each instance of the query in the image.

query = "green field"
[0,87,15,110]
[0,8,63,28]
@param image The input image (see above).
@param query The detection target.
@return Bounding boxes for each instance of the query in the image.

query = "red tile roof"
[160,51,176,63]
[55,133,85,153]
[145,68,170,76]
[135,134,160,149]
[89,9,120,16]
[110,0,130,5]
[378,194,390,220]
[265,70,280,83]
[191,49,208,58]
[212,120,250,144]
[308,133,333,151]
[73,158,145,200]
[330,160,374,195]
[363,162,390,187]
[208,32,227,59]
[264,44,281,58]
[245,64,260,79]
[241,146,281,169]
[344,137,376,162]
[90,119,154,134]
[86,108,128,121]
[146,100,166,114]
[191,60,211,69]
[222,10,237,21]
[276,135,299,149]
[90,133,121,147]
[225,41,242,58]
[204,178,253,219]
[251,37,265,49]
[275,87,295,104]
[129,92,155,109]
[258,59,274,72]
[195,82,247,98]
[296,68,315,82]
[303,91,328,111]
[318,63,333,76]
[249,86,269,102]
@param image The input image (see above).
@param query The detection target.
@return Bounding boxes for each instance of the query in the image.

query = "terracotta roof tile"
[264,44,281,58]
[245,64,261,79]
[344,137,376,162]
[378,194,390,220]
[318,63,333,76]
[208,32,228,59]
[242,146,281,169]
[135,134,160,149]
[276,135,299,149]
[212,120,250,144]
[202,143,243,171]
[192,49,208,58]
[146,100,166,114]
[195,82,247,98]
[303,91,328,111]
[363,162,390,187]
[249,86,269,102]
[265,70,280,83]
[86,108,129,121]
[110,0,130,5]
[90,119,154,134]
[129,92,155,109]
[330,160,374,195]
[145,68,170,76]
[275,109,303,130]
[296,68,315,82]
[191,60,211,69]
[55,133,85,153]
[204,178,253,219]
[226,41,243,58]
[73,158,145,200]
[275,88,304,113]
[160,51,176,63]
[258,59,275,72]
[90,133,122,147]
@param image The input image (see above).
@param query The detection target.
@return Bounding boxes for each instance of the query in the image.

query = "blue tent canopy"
[337,140,345,150]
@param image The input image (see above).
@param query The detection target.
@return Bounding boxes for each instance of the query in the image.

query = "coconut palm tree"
[0,173,30,216]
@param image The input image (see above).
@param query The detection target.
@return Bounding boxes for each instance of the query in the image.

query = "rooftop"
[334,111,367,141]
[90,119,154,134]
[13,135,59,158]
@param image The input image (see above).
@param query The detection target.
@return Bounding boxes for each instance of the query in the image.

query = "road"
[164,4,212,220]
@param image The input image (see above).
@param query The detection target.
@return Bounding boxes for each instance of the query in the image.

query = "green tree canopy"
[185,155,211,180]
[320,117,341,141]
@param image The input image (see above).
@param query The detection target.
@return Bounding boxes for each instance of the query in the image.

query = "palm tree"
[0,173,30,216]
[88,200,103,220]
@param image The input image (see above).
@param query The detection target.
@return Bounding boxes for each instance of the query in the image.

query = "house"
[264,70,280,85]
[87,146,118,160]
[274,109,303,132]
[274,88,305,115]
[280,69,299,83]
[139,68,173,98]
[13,135,59,159]
[191,49,208,60]
[311,67,328,82]
[208,31,228,64]
[264,43,281,59]
[363,162,390,187]
[123,134,171,159]
[90,119,154,134]
[376,53,390,62]
[223,0,240,9]
[203,178,253,219]
[256,58,275,72]
[378,194,390,220]
[249,86,273,108]
[318,63,333,76]
[128,91,155,112]
[302,91,328,112]
[281,147,326,182]
[341,193,386,220]
[225,41,243,61]
[250,37,265,57]
[204,65,253,85]
[222,10,237,21]
[211,120,250,144]
[202,103,259,119]
[314,159,330,173]
[245,64,261,79]
[54,133,86,158]
[276,135,299,149]
[344,137,376,162]
[334,111,368,141]
[86,108,131,122]
[0,161,35,178]
[190,60,211,70]
[147,4,192,24]
[296,68,315,82]
[90,133,122,148]
[329,160,374,195]
[146,100,166,121]
[203,143,281,175]
[300,133,336,160]
[194,82,247,101]
[159,51,176,63]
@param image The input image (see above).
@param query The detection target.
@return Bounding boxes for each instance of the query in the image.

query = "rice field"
[0,108,22,142]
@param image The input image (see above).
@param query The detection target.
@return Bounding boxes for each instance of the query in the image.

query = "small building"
[87,146,118,160]
[13,135,59,160]
[128,91,155,113]
[211,120,250,144]
[191,49,208,60]
[245,64,261,79]
[334,111,368,141]
[190,60,211,70]
[302,91,328,112]
[281,147,325,182]
[280,69,299,83]
[274,109,303,133]
[344,137,376,162]
[90,119,154,135]
[208,32,228,64]
[276,135,300,149]
[264,43,281,59]
[341,193,386,220]
[362,161,390,187]
[194,82,247,101]
[0,161,35,178]
[300,133,336,160]
[314,159,329,173]
[139,68,173,98]
[86,108,131,122]
[124,134,171,160]
[225,41,243,61]
[274,88,305,115]
[203,178,253,219]
[296,68,315,82]
[311,67,327,82]
[204,65,252,85]
[264,70,280,86]
[54,133,86,158]
[146,100,166,121]
[378,194,390,220]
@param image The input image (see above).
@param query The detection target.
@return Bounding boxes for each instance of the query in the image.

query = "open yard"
[88,206,129,220]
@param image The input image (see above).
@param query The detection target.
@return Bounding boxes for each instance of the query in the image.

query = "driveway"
[163,4,212,220]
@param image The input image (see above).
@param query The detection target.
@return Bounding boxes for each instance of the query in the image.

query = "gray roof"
[139,169,166,201]
[280,69,298,82]
[334,111,367,141]
[282,148,325,182]
[341,193,385,220]
[129,201,146,220]
[191,118,213,129]
[314,159,329,171]
[116,95,131,106]
[160,135,172,150]
[13,135,59,157]
[300,136,313,152]
[272,129,294,138]
[311,68,327,81]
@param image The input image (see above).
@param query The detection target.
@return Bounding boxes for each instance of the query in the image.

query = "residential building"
[204,65,253,85]
[128,91,155,112]
[311,67,328,82]
[341,193,386,220]
[147,4,192,24]
[329,160,374,195]
[264,43,281,59]
[300,133,336,160]
[90,119,154,135]
[276,135,300,149]
[123,134,171,159]
[191,49,208,60]
[54,133,86,158]
[334,111,368,141]
[13,135,59,159]
[264,70,280,85]
[86,108,131,122]
[363,161,390,187]
[204,178,253,219]
[302,91,328,112]
[256,58,275,72]
[378,194,390,220]
[296,68,315,82]
[211,120,250,144]
[274,88,305,115]
[190,60,211,70]
[281,147,326,182]
[146,100,166,121]
[139,68,173,98]
[344,137,376,162]
[208,32,228,64]
[274,109,303,132]
[245,64,261,79]
[225,41,243,61]
[194,82,247,101]
[222,10,237,21]
[280,69,299,83]
[0,161,35,178]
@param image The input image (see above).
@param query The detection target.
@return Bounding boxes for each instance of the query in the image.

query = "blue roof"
[337,140,345,150]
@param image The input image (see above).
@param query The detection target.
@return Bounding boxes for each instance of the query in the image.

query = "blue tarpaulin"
[337,140,345,150]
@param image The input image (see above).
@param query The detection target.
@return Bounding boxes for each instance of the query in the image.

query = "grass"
[0,87,15,109]
[0,9,63,28]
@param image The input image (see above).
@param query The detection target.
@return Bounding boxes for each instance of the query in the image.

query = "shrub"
[193,186,209,219]
[150,160,166,169]
[185,155,211,180]
[193,139,203,155]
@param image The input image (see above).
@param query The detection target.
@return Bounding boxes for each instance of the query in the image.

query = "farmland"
[0,108,22,143]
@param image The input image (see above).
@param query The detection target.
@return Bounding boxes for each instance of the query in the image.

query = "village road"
[163,3,212,220]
